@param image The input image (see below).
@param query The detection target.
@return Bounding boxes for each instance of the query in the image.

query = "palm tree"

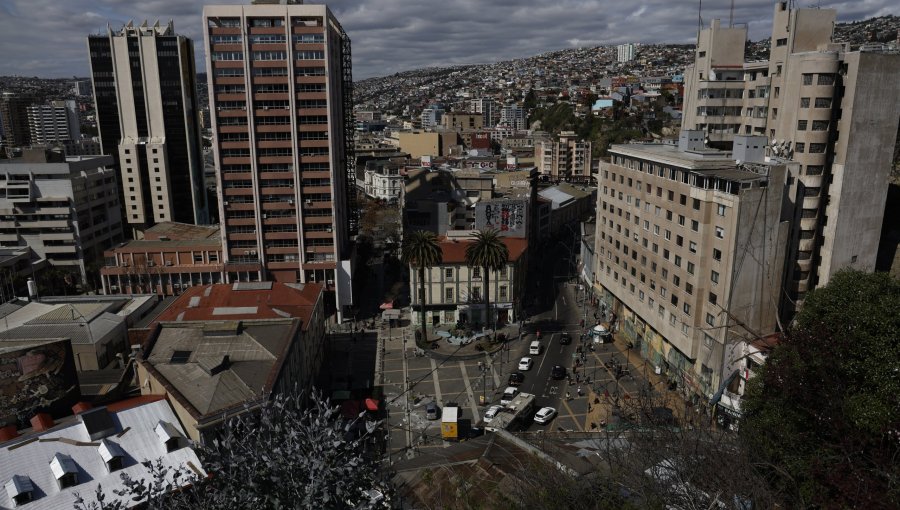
[401,230,442,344]
[465,229,509,337]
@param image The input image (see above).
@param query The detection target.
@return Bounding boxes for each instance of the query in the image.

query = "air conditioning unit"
[263,106,270,110]
[122,262,129,267]
[326,279,334,285]
[216,107,222,111]
[305,199,312,205]
[165,261,173,266]
[262,214,267,219]
[223,200,229,206]
[147,261,155,267]
[326,227,332,232]
[250,250,257,255]
[287,199,294,204]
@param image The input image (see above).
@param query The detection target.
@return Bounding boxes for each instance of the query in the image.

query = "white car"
[533,407,557,424]
[483,405,503,423]
[518,357,533,371]
[500,386,519,405]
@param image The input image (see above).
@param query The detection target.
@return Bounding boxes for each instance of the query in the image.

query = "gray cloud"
[0,0,894,79]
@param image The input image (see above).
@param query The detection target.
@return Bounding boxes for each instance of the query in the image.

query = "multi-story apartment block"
[419,105,444,130]
[682,3,900,312]
[499,105,526,130]
[617,43,636,63]
[410,237,528,327]
[470,97,496,127]
[88,20,209,232]
[441,112,484,131]
[203,0,356,321]
[27,100,81,146]
[593,132,792,404]
[0,92,33,156]
[535,132,592,181]
[100,222,226,296]
[0,149,124,282]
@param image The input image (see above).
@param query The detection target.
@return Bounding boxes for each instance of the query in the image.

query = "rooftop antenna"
[698,0,704,32]
[729,0,735,28]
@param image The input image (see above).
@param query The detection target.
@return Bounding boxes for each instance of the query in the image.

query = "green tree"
[741,270,900,508]
[464,229,509,334]
[400,230,442,343]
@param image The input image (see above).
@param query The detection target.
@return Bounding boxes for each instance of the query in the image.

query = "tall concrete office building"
[617,43,636,63]
[203,0,356,320]
[27,100,81,146]
[88,21,209,233]
[681,2,900,313]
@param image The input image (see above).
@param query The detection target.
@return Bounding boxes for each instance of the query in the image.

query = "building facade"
[470,97,496,127]
[681,3,900,312]
[499,105,526,130]
[27,101,81,146]
[617,43,636,63]
[100,222,225,296]
[592,134,791,404]
[363,159,403,202]
[535,132,592,181]
[0,92,33,156]
[0,150,124,282]
[203,1,356,320]
[410,237,528,327]
[88,20,209,232]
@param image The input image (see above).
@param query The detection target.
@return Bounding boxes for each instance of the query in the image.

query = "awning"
[379,301,393,310]
[365,398,379,412]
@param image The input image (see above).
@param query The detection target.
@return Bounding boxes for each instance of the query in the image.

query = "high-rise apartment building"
[203,0,356,320]
[470,97,496,127]
[535,132,592,181]
[27,100,81,146]
[617,43,636,63]
[682,2,900,311]
[500,104,526,130]
[88,21,209,233]
[0,92,33,156]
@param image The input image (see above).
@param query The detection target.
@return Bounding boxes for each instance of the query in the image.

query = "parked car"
[508,371,525,386]
[518,357,533,371]
[534,407,557,424]
[551,365,567,380]
[529,340,542,355]
[501,386,519,405]
[483,405,502,423]
[425,402,440,420]
[559,332,571,345]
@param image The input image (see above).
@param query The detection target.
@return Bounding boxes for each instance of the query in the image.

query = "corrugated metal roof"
[0,399,203,510]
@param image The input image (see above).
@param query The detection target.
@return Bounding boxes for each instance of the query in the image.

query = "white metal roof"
[0,399,204,509]
[48,453,77,479]
[97,439,125,463]
[442,407,459,422]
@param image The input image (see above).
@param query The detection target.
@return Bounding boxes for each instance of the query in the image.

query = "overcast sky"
[0,0,895,80]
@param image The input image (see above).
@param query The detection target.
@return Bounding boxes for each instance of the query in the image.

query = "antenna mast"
[729,0,735,27]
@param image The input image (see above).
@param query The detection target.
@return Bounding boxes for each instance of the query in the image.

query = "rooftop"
[152,282,323,327]
[609,143,772,181]
[143,222,220,242]
[143,318,301,418]
[438,237,528,264]
[0,398,203,510]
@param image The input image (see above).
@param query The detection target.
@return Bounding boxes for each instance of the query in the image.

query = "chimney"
[30,413,54,432]
[0,424,19,442]
[72,402,93,415]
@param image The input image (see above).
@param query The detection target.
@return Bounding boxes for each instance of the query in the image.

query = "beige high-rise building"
[593,132,792,404]
[681,2,900,312]
[203,0,356,320]
[88,21,209,232]
[535,132,592,181]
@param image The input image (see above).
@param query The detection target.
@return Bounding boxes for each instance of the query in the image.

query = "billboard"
[475,199,527,236]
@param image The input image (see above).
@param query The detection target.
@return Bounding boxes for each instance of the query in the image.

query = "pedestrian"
[577,386,583,397]
[566,391,571,401]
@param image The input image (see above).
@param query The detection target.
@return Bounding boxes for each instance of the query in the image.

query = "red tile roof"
[104,394,166,413]
[438,237,528,264]
[153,282,323,328]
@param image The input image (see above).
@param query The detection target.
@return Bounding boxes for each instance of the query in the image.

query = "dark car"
[551,365,567,380]
[508,371,525,386]
[559,332,571,345]
[425,402,440,420]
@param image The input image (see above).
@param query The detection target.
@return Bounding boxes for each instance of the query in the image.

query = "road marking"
[430,358,443,405]
[560,398,585,432]
[486,352,501,389]
[459,361,481,422]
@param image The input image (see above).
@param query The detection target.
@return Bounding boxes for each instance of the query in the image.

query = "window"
[812,120,829,131]
[800,97,810,108]
[472,267,481,278]
[709,292,718,305]
[716,204,726,217]
[817,74,835,86]
[711,270,719,284]
[704,334,715,347]
[814,97,832,108]
[674,255,682,267]
[689,241,697,253]
[691,220,699,232]
[687,262,695,275]
[713,248,722,261]
[683,303,691,315]
[777,38,788,47]
[715,226,725,239]
[794,142,805,153]
[706,313,716,326]
[802,73,813,85]
[445,268,453,279]
[499,286,508,299]
[193,254,203,263]
[685,283,693,295]
[809,143,827,154]
[797,119,808,131]
[671,295,678,306]
[692,198,700,211]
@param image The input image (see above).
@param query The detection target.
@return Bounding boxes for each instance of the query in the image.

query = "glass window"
[711,270,719,284]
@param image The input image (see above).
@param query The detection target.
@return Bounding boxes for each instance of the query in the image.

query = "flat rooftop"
[609,143,771,181]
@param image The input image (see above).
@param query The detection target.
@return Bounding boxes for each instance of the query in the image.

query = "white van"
[529,340,542,355]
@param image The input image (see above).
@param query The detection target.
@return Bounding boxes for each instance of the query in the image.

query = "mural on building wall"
[0,339,80,428]
[476,200,527,236]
